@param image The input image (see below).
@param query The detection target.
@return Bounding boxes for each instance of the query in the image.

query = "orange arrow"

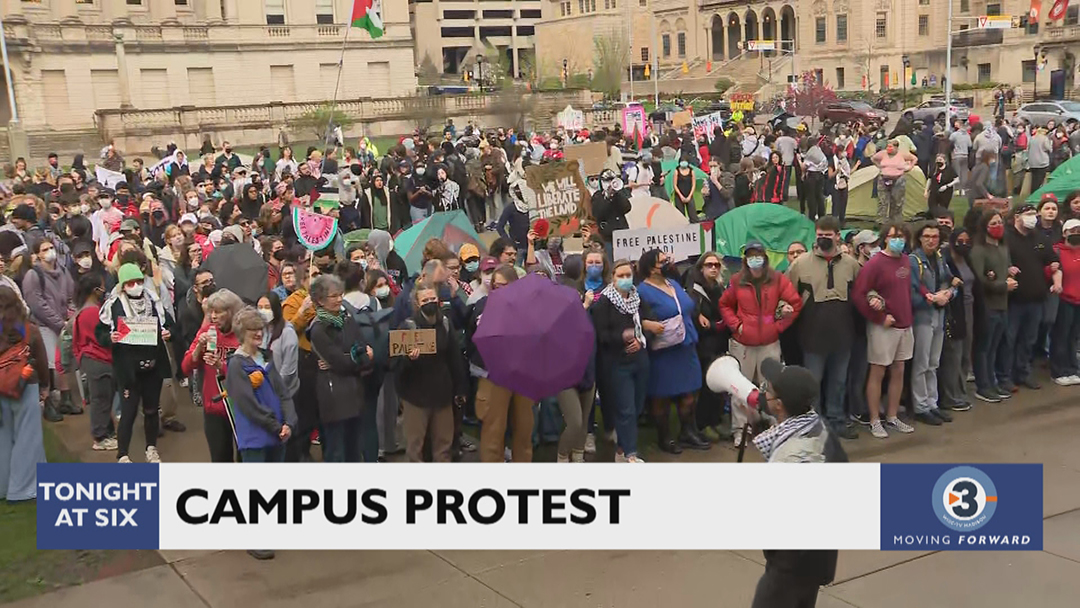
[949,493,959,505]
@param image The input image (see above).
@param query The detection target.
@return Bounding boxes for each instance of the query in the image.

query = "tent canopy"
[661,160,708,214]
[845,165,928,221]
[1026,154,1080,204]
[393,210,482,276]
[711,203,815,272]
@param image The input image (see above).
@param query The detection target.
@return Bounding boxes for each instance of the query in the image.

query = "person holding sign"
[396,280,467,463]
[96,263,174,463]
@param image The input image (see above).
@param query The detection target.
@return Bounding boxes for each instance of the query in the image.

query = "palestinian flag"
[352,0,384,39]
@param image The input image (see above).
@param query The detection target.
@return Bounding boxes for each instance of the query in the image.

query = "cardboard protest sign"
[556,105,584,131]
[95,166,125,191]
[730,93,755,112]
[115,318,159,347]
[612,225,706,263]
[692,112,725,142]
[389,329,437,357]
[671,110,693,128]
[622,106,648,137]
[523,161,592,222]
[563,141,608,177]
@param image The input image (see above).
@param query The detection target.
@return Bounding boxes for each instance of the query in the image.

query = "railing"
[183,27,210,41]
[96,90,598,136]
[3,22,399,46]
[1046,25,1080,40]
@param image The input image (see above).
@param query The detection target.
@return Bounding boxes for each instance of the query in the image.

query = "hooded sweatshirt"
[22,262,75,333]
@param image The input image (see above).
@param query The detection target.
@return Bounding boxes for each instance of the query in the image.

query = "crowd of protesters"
[0,109,1077,534]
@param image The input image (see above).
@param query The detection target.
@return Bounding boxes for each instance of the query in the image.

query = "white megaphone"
[706,355,762,409]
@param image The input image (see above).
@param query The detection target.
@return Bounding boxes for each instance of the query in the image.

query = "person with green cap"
[96,263,175,463]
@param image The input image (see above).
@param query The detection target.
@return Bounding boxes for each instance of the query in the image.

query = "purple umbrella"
[473,273,595,401]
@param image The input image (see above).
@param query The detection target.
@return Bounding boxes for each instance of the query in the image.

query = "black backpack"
[344,301,395,370]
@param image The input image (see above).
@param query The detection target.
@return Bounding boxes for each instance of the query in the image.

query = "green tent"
[1026,154,1080,204]
[393,210,482,276]
[844,166,929,221]
[661,160,708,215]
[712,203,815,272]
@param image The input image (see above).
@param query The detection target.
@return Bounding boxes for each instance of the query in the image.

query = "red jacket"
[181,321,239,418]
[1051,241,1080,305]
[73,305,111,364]
[718,269,802,346]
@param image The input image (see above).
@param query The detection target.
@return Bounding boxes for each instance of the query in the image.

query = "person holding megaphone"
[705,355,846,607]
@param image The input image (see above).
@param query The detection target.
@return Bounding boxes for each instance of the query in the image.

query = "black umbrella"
[203,243,268,303]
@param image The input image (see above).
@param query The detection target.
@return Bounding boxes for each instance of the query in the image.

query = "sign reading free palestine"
[612,225,706,263]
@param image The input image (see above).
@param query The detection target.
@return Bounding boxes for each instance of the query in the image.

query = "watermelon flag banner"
[292,206,339,251]
[352,0,384,39]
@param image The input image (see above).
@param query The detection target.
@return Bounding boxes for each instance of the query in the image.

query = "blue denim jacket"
[909,249,957,328]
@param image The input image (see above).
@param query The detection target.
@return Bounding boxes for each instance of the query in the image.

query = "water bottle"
[206,325,217,353]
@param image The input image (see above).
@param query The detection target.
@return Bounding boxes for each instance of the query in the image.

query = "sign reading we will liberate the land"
[613,225,706,263]
[524,161,591,221]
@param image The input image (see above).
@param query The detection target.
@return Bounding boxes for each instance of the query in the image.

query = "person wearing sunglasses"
[688,252,732,442]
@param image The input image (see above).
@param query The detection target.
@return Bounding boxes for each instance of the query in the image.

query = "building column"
[202,0,223,22]
[55,0,80,21]
[222,0,238,22]
[106,0,129,22]
[114,33,133,108]
[153,0,178,22]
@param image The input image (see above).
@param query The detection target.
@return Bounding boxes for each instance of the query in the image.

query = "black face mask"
[953,243,972,255]
[420,302,439,318]
[1068,234,1080,246]
[272,249,287,261]
[816,236,835,252]
[200,283,216,298]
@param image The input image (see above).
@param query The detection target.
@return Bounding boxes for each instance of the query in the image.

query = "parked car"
[818,100,888,124]
[1014,100,1080,127]
[902,99,970,123]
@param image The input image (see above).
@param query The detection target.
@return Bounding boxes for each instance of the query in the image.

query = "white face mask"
[374,285,390,299]
[41,249,57,263]
[1021,214,1038,230]
[187,198,199,209]
[124,284,144,298]
[100,199,112,209]
[258,309,274,324]
[77,256,93,270]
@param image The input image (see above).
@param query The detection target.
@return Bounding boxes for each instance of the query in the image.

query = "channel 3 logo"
[931,466,999,532]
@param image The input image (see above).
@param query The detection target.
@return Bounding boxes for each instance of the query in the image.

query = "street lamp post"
[945,0,953,133]
[476,55,485,92]
[0,11,20,124]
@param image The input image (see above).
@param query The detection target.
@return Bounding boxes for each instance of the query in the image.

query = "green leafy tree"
[592,34,627,98]
[292,104,356,140]
[418,53,440,85]
[715,77,735,94]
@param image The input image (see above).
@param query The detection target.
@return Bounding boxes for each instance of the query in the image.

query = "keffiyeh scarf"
[752,411,822,462]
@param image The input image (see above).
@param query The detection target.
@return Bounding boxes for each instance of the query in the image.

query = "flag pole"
[327,24,352,145]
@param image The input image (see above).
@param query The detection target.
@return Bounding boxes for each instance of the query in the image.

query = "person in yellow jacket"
[281,263,320,460]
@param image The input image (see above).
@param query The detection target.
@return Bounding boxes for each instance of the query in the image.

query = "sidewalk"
[11,380,1080,608]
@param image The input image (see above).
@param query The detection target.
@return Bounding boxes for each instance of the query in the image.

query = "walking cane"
[736,422,752,463]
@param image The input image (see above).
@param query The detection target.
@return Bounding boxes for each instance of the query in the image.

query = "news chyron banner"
[36,463,1042,551]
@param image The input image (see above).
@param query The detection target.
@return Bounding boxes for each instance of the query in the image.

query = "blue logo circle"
[932,466,998,532]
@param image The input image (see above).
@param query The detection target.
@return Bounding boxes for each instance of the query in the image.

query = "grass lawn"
[0,427,162,604]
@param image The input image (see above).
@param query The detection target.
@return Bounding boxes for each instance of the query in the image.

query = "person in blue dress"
[636,249,710,455]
